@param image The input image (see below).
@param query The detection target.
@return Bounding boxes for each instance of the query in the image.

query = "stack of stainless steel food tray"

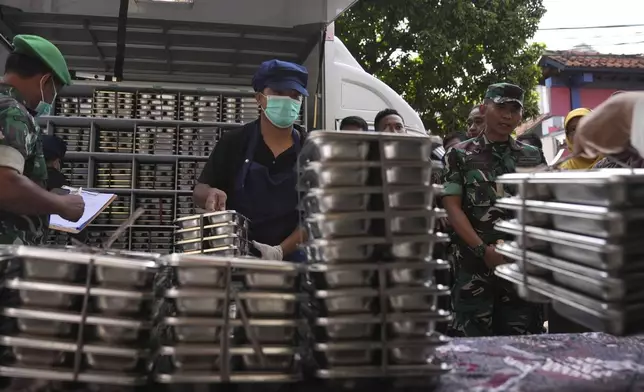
[174,211,250,256]
[152,254,306,384]
[493,169,644,335]
[298,131,452,382]
[0,246,158,387]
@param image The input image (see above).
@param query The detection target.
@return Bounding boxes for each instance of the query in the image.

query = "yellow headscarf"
[560,108,602,170]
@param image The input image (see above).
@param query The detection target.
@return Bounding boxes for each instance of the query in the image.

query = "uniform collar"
[0,83,30,109]
[477,133,522,151]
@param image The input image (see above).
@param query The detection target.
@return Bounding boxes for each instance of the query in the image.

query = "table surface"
[435,332,644,392]
[3,333,644,392]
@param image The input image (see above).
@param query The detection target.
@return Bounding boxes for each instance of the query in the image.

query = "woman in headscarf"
[560,108,602,170]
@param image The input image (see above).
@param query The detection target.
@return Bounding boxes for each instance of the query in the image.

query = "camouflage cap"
[484,83,524,107]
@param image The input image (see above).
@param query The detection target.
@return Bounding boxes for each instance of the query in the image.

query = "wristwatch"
[471,243,487,258]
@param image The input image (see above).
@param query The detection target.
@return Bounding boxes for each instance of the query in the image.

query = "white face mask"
[34,75,57,117]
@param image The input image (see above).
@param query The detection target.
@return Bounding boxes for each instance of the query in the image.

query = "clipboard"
[49,187,117,234]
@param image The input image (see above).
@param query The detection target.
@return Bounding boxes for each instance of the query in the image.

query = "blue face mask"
[34,75,57,117]
[262,95,302,128]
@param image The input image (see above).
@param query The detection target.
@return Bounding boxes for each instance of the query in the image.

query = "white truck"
[0,0,427,135]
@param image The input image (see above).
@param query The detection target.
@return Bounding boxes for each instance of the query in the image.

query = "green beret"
[12,34,71,86]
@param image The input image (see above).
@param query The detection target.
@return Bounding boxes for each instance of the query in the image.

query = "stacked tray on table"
[493,169,644,335]
[174,211,250,256]
[152,254,306,384]
[298,131,452,382]
[0,246,158,386]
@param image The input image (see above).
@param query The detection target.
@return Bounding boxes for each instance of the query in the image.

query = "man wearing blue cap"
[194,60,308,261]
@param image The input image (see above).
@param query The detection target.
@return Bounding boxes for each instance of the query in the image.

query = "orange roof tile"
[541,51,644,69]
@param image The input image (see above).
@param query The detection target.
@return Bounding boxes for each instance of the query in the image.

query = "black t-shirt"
[197,120,306,200]
[46,167,70,191]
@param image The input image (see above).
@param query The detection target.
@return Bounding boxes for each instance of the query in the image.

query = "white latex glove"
[252,241,284,261]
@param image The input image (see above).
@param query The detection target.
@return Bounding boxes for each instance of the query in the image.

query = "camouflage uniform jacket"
[441,134,545,247]
[0,84,49,245]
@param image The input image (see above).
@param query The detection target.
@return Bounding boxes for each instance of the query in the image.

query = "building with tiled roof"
[534,49,644,163]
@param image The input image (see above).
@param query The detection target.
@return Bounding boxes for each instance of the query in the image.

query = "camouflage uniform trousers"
[448,247,543,337]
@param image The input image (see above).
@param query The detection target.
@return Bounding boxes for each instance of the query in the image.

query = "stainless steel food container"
[162,253,303,288]
[174,211,249,230]
[497,170,644,206]
[306,210,440,239]
[388,310,452,337]
[495,219,632,271]
[305,238,379,263]
[300,131,432,163]
[165,288,303,317]
[243,271,299,290]
[306,234,447,263]
[315,315,379,340]
[387,286,450,312]
[300,162,372,188]
[164,288,225,316]
[2,307,148,343]
[308,263,376,288]
[315,342,378,366]
[176,224,245,241]
[494,263,642,335]
[301,185,441,214]
[4,279,151,314]
[10,246,158,285]
[86,352,141,371]
[175,234,245,252]
[315,288,378,314]
[496,197,644,239]
[10,346,65,367]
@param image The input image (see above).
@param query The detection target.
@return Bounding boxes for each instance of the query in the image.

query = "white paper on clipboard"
[49,187,117,234]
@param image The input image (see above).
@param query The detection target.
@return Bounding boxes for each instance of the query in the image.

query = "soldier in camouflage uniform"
[0,35,84,245]
[441,83,545,337]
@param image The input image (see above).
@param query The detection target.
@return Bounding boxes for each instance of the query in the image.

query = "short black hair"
[5,52,62,85]
[443,131,468,146]
[374,108,402,131]
[517,133,543,149]
[339,116,368,131]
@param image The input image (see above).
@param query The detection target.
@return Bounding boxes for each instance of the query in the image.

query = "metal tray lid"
[306,233,450,248]
[163,317,302,327]
[164,288,304,301]
[300,160,437,171]
[304,130,432,144]
[0,366,147,385]
[174,210,250,224]
[314,310,452,326]
[4,246,157,271]
[497,169,644,185]
[302,184,442,196]
[1,307,149,329]
[161,254,304,273]
[314,285,449,299]
[5,279,151,299]
[0,335,149,357]
[494,197,644,221]
[159,345,296,356]
[307,259,449,273]
[495,263,644,317]
[314,333,449,351]
[306,208,445,222]
[495,219,620,250]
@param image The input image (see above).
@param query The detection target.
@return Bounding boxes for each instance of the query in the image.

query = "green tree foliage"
[335,0,546,135]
